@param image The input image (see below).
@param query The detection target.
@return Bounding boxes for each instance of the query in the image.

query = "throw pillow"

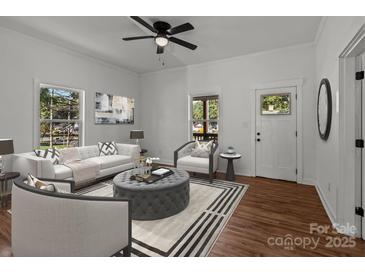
[26,174,36,187]
[59,147,81,164]
[98,141,118,156]
[26,174,57,192]
[191,140,213,158]
[34,147,60,165]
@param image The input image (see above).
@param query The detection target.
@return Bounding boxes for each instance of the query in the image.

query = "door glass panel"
[261,93,291,115]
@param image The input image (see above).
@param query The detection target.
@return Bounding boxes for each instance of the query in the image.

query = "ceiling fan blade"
[122,36,154,41]
[169,37,197,50]
[168,23,194,35]
[157,46,164,54]
[130,16,157,33]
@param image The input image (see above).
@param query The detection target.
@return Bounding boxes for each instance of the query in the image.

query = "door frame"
[339,24,365,238]
[250,78,304,183]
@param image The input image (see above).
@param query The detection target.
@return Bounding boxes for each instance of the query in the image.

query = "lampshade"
[130,130,144,140]
[0,139,14,155]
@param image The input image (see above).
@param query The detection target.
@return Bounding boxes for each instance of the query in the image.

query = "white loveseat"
[10,143,140,191]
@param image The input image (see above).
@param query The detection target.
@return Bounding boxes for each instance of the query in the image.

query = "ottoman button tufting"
[113,168,190,220]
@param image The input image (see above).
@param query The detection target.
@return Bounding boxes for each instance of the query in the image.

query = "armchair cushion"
[177,155,209,169]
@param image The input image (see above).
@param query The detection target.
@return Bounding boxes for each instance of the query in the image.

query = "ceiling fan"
[122,16,197,54]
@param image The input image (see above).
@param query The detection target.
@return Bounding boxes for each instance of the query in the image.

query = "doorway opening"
[339,24,365,239]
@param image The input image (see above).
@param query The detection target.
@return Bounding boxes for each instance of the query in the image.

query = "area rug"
[78,177,248,257]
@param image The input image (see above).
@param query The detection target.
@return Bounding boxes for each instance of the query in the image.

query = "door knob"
[257,132,260,136]
[257,138,261,142]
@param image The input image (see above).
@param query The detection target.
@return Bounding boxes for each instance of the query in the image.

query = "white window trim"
[33,79,85,148]
[188,88,222,142]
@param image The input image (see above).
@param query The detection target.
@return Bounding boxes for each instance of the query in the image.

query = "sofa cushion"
[177,155,209,169]
[88,155,132,170]
[59,147,81,164]
[54,165,73,179]
[77,145,99,160]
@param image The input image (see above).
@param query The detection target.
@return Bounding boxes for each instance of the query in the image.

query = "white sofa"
[10,143,140,191]
[12,178,131,257]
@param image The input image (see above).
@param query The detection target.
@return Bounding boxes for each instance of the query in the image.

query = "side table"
[0,172,20,209]
[219,153,241,181]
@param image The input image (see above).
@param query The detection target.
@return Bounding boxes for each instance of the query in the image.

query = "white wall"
[315,17,365,230]
[0,27,140,153]
[140,44,317,181]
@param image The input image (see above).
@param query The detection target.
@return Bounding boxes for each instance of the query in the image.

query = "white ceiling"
[0,16,322,73]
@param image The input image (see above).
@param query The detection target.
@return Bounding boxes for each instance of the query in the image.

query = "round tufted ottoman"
[113,168,190,220]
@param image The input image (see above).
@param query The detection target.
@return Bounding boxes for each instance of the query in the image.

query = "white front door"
[255,87,297,182]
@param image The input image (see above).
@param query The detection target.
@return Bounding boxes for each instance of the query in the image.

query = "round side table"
[219,153,241,181]
[0,172,20,209]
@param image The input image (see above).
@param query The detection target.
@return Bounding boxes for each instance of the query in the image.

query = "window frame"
[34,81,85,149]
[189,93,221,142]
[260,92,292,115]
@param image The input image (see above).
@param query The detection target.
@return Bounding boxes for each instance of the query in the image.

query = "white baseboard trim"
[314,183,338,230]
[301,178,316,186]
[216,169,252,177]
[300,180,358,237]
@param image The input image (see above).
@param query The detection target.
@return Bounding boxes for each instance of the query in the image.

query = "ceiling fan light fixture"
[155,36,169,47]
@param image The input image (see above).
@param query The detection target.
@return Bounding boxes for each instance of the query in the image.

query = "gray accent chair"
[11,178,131,257]
[174,141,219,182]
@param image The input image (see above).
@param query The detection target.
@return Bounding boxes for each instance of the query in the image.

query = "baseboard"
[216,169,252,177]
[301,178,316,186]
[314,183,338,230]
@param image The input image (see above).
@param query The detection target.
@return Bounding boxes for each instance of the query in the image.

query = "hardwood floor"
[209,174,365,256]
[1,174,364,256]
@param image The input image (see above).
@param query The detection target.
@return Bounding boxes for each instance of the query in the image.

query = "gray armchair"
[174,141,219,182]
[12,178,131,257]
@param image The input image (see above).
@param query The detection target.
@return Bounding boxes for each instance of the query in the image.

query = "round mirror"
[317,78,332,141]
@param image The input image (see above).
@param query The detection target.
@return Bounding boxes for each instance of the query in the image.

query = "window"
[261,93,291,115]
[192,95,219,141]
[39,85,83,149]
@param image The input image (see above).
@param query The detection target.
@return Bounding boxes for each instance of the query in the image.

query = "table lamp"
[130,130,144,145]
[0,139,14,176]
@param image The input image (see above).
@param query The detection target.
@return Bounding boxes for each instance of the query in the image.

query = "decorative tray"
[130,168,174,184]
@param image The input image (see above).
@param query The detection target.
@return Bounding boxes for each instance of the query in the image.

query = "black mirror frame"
[317,78,332,141]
